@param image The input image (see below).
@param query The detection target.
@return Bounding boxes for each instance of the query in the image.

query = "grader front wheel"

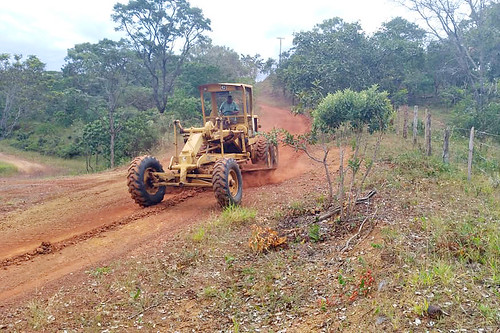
[127,155,166,207]
[212,158,243,207]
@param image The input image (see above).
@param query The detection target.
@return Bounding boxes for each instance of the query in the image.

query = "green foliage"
[391,89,409,108]
[394,150,451,178]
[176,62,223,96]
[87,266,112,277]
[440,86,467,108]
[308,224,321,242]
[277,17,373,111]
[219,205,257,226]
[112,0,211,113]
[0,54,48,138]
[371,17,427,103]
[224,254,236,268]
[166,91,203,126]
[0,161,18,176]
[9,122,82,159]
[191,227,205,242]
[313,85,393,133]
[81,108,160,167]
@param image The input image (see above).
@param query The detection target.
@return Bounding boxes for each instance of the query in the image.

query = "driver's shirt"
[219,101,239,116]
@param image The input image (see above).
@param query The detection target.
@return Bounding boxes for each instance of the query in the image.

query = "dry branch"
[340,208,379,253]
[318,190,377,222]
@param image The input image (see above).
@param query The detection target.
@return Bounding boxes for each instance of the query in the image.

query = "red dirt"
[244,103,312,187]
[0,98,326,309]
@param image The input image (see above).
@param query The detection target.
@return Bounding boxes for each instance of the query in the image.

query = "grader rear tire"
[127,155,166,207]
[251,136,268,164]
[212,158,243,207]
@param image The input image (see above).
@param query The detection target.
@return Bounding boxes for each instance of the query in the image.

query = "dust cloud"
[243,103,311,188]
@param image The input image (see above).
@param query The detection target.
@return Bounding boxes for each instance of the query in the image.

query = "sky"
[0,0,417,71]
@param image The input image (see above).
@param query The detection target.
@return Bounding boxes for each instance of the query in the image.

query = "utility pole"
[277,37,284,67]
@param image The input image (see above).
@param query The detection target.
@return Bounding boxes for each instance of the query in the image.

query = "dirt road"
[0,101,316,306]
[0,152,49,175]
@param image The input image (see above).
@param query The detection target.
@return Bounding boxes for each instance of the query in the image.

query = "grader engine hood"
[179,132,204,165]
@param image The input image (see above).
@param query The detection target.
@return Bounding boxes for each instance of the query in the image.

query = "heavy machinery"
[127,83,278,208]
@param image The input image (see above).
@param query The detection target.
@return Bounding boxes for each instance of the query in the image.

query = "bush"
[0,161,18,176]
[313,85,393,133]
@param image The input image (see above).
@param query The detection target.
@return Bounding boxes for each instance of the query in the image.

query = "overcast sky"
[0,0,417,71]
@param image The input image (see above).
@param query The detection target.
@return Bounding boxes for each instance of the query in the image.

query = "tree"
[188,43,257,81]
[371,17,427,104]
[240,53,264,83]
[64,39,138,167]
[398,0,497,109]
[112,0,211,113]
[0,54,47,138]
[175,62,223,96]
[277,17,375,112]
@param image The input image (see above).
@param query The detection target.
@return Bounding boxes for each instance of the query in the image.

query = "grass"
[191,226,206,242]
[371,132,500,329]
[0,141,88,175]
[2,126,500,331]
[218,204,257,226]
[0,161,18,176]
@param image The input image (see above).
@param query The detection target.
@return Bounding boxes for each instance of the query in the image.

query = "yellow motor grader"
[127,83,278,207]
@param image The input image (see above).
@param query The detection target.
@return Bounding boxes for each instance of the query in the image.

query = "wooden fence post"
[395,106,400,135]
[413,105,418,146]
[403,106,408,139]
[425,110,431,156]
[443,127,450,164]
[468,127,474,181]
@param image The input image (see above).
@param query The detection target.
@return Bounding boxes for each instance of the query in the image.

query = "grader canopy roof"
[199,83,254,129]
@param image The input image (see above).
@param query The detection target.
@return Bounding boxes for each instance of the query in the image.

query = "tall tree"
[112,0,211,113]
[64,39,138,167]
[188,43,261,82]
[277,18,374,111]
[0,54,46,138]
[371,17,427,104]
[398,0,497,109]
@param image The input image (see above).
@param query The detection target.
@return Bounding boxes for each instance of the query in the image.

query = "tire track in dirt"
[0,189,201,268]
[0,190,218,305]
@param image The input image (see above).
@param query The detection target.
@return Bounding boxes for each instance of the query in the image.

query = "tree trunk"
[109,109,116,168]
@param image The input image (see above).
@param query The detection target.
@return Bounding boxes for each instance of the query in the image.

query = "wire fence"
[395,106,500,181]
